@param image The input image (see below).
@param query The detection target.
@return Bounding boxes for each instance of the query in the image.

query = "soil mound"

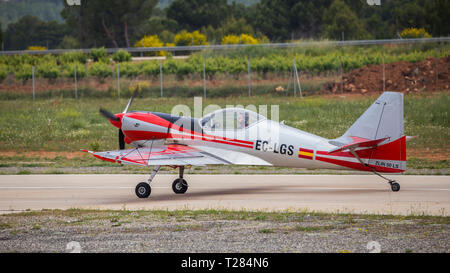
[323,56,449,94]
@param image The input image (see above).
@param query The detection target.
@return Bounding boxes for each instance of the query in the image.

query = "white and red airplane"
[83,92,408,198]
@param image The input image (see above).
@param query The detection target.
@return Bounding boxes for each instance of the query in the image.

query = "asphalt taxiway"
[0,174,448,215]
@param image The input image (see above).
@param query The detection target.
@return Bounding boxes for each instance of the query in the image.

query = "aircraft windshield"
[201,108,265,131]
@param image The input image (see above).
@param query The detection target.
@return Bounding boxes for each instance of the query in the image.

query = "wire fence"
[0,38,448,100]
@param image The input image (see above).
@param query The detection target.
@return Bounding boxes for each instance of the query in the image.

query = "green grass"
[0,93,447,151]
[0,93,447,171]
[3,208,449,224]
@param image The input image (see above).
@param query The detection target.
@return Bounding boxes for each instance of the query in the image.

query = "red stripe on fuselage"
[168,133,254,148]
[125,112,254,145]
[316,136,406,161]
[315,156,404,173]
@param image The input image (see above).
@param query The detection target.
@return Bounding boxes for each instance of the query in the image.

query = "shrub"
[400,28,431,39]
[112,49,131,63]
[174,30,208,46]
[118,62,140,78]
[15,64,33,83]
[141,61,161,77]
[37,62,61,80]
[240,34,259,44]
[27,46,47,51]
[90,47,109,62]
[128,81,150,97]
[58,52,87,64]
[134,35,164,56]
[164,59,194,80]
[0,64,8,82]
[89,62,112,82]
[63,63,87,78]
[221,34,259,45]
[221,35,240,45]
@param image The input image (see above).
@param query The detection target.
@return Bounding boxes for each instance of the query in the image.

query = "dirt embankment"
[323,56,449,94]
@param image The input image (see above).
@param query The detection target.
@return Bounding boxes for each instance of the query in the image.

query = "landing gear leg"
[350,149,400,192]
[135,165,160,198]
[172,166,188,194]
[372,169,401,192]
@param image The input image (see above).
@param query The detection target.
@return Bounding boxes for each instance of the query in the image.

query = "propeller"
[123,90,138,114]
[118,128,125,150]
[99,90,138,150]
[99,108,120,122]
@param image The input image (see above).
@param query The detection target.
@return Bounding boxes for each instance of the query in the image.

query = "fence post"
[160,63,163,97]
[203,61,206,100]
[74,65,78,99]
[293,62,296,97]
[339,56,343,93]
[293,60,302,98]
[286,68,292,97]
[116,64,120,99]
[435,52,438,91]
[247,59,251,96]
[32,66,35,100]
[382,52,386,92]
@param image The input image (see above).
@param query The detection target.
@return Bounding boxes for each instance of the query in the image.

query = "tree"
[247,0,291,41]
[394,1,426,30]
[61,0,158,48]
[425,0,450,37]
[58,35,80,49]
[0,0,64,28]
[364,14,390,39]
[248,0,332,41]
[3,15,69,50]
[0,22,3,49]
[200,17,256,44]
[322,0,370,40]
[167,0,239,30]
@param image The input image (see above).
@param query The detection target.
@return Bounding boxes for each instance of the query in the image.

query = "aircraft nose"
[108,113,124,128]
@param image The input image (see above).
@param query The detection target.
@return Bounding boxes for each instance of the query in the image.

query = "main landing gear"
[172,166,188,194]
[135,165,189,198]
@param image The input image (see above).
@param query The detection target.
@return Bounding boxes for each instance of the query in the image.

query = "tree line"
[1,0,449,50]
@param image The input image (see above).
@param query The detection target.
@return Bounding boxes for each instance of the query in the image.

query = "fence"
[0,38,448,100]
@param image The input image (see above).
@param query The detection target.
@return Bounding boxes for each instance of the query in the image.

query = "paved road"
[0,175,448,215]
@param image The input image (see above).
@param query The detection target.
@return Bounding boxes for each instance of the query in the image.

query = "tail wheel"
[390,181,400,192]
[135,182,151,198]
[172,178,188,194]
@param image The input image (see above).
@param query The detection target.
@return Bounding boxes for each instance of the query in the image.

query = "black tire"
[135,182,151,198]
[390,182,400,192]
[172,178,188,194]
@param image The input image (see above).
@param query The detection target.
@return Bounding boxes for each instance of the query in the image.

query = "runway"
[0,174,449,216]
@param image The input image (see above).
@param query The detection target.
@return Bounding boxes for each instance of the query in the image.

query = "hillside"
[157,0,259,9]
[0,0,64,29]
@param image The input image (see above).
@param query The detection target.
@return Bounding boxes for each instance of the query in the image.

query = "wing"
[82,143,271,167]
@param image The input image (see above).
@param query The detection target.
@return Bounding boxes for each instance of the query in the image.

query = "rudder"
[332,92,406,172]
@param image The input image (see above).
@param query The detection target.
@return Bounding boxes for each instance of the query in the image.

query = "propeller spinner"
[99,91,138,150]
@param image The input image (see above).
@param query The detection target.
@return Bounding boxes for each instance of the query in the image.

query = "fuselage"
[109,110,395,172]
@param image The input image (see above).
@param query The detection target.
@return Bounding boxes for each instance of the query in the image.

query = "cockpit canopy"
[200,108,266,131]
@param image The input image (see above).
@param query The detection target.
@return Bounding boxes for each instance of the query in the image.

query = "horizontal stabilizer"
[328,136,389,154]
